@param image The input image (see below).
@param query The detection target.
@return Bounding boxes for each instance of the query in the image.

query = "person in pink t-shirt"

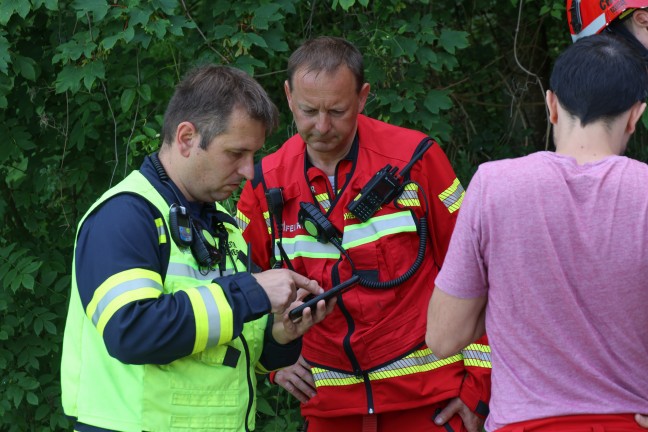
[426,34,648,432]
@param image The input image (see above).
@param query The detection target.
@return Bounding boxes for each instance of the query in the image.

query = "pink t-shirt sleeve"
[435,168,488,299]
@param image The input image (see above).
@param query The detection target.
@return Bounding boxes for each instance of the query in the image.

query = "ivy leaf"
[82,60,105,90]
[72,0,110,22]
[424,89,452,114]
[152,0,177,15]
[252,4,282,30]
[0,0,30,26]
[438,29,469,54]
[55,64,84,93]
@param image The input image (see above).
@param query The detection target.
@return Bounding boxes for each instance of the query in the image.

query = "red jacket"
[237,115,490,418]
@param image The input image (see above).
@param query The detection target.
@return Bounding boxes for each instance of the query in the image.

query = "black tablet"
[288,275,360,322]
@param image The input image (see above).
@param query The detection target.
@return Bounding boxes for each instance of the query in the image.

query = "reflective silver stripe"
[311,349,463,386]
[398,189,418,200]
[155,218,166,244]
[92,278,163,325]
[167,262,234,281]
[462,348,492,363]
[572,13,607,41]
[196,285,222,347]
[273,236,340,259]
[342,213,416,248]
[440,181,465,212]
[234,216,248,231]
[315,193,331,211]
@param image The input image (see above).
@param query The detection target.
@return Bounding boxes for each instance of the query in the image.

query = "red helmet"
[567,0,648,41]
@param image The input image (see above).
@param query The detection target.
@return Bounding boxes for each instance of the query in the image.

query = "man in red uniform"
[237,36,491,432]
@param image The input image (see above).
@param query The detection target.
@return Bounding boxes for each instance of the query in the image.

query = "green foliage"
[4,0,638,431]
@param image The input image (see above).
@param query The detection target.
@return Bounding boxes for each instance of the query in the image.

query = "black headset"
[151,153,224,271]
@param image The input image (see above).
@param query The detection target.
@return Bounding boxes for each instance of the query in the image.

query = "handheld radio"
[347,138,433,222]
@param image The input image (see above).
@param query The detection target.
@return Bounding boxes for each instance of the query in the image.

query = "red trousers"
[497,414,643,432]
[304,401,469,432]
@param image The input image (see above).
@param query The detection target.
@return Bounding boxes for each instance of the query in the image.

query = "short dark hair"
[162,65,278,149]
[550,33,648,126]
[287,36,365,93]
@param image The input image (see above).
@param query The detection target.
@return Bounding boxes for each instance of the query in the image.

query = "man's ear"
[175,121,198,157]
[546,90,559,125]
[357,83,371,113]
[625,101,646,135]
[284,80,294,113]
[632,9,648,28]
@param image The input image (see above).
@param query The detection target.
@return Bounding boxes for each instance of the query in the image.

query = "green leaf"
[72,0,110,22]
[0,35,11,74]
[242,32,268,49]
[138,84,151,102]
[252,4,282,30]
[44,320,57,335]
[0,0,30,26]
[129,7,152,28]
[424,89,452,114]
[21,274,34,290]
[339,0,356,11]
[12,55,36,81]
[438,29,469,54]
[213,25,236,39]
[34,318,43,335]
[101,33,122,51]
[120,88,136,113]
[55,65,83,93]
[256,396,274,415]
[82,60,105,90]
[33,0,59,11]
[152,0,177,15]
[147,18,169,39]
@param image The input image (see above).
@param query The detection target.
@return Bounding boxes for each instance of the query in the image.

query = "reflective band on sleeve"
[342,212,417,249]
[155,218,167,244]
[438,178,464,213]
[186,283,233,353]
[396,184,421,208]
[86,269,163,335]
[462,343,492,368]
[311,348,463,388]
[235,210,250,232]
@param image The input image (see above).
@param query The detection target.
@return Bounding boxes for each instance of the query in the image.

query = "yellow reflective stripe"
[438,178,464,213]
[235,209,250,231]
[342,211,417,249]
[274,235,340,260]
[86,269,163,330]
[95,288,161,336]
[315,193,331,210]
[396,184,421,207]
[186,283,233,353]
[311,348,463,388]
[155,218,167,244]
[462,343,492,368]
